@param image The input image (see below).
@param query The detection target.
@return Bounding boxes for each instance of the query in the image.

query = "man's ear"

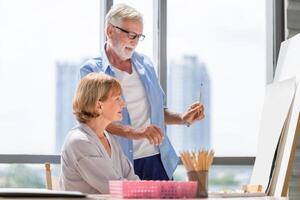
[106,25,114,39]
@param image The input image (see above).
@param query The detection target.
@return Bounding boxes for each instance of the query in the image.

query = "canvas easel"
[249,33,300,197]
[264,33,300,197]
[250,78,296,192]
[268,111,300,196]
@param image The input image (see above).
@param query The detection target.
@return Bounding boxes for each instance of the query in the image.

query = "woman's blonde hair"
[73,73,122,123]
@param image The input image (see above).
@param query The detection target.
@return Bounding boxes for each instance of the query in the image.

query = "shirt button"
[129,150,133,153]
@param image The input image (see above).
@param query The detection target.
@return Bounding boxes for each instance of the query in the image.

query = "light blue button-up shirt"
[79,45,179,179]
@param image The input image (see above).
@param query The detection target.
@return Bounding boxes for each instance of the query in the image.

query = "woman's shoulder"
[65,127,92,147]
[63,127,100,157]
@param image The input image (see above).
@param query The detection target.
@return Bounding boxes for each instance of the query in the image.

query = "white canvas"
[274,33,300,82]
[273,83,300,197]
[250,78,296,191]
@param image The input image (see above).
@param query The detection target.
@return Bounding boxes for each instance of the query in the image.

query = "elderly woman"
[59,73,139,194]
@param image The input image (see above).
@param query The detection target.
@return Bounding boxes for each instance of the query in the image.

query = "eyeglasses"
[111,24,145,41]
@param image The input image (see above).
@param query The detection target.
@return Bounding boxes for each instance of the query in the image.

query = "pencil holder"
[187,170,208,198]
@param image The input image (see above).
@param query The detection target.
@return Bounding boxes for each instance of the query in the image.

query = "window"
[0,164,60,188]
[0,0,273,190]
[0,0,100,154]
[167,0,266,190]
[167,0,266,157]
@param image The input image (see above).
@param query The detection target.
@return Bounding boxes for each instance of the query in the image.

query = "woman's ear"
[96,100,103,111]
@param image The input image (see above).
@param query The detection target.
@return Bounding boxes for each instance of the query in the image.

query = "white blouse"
[59,123,139,194]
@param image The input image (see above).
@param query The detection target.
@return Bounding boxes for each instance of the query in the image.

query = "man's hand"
[131,125,164,145]
[182,101,205,125]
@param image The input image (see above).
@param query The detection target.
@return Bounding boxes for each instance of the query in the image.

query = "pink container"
[109,180,197,199]
[181,181,198,198]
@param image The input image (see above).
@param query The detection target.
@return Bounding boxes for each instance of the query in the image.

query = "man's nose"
[130,37,139,46]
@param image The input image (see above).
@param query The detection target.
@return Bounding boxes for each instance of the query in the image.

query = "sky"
[0,0,266,156]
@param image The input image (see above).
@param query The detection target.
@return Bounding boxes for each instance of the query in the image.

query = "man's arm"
[106,122,164,145]
[164,109,185,125]
[164,101,205,125]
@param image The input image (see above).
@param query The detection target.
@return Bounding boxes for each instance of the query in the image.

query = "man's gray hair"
[105,4,143,29]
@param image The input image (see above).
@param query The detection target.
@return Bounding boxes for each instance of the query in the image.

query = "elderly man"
[80,4,204,180]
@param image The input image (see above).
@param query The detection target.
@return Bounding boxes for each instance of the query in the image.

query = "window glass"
[0,0,100,154]
[167,0,266,157]
[174,165,253,191]
[0,164,60,188]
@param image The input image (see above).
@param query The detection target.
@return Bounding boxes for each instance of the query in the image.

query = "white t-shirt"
[112,65,159,159]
